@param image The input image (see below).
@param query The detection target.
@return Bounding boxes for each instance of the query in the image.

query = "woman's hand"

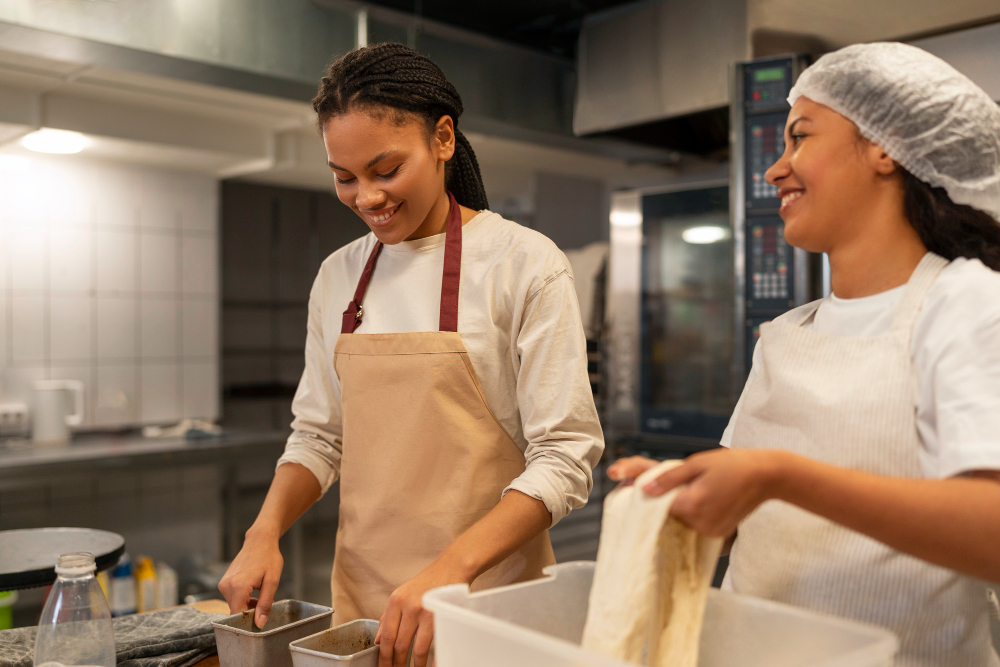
[218,526,284,629]
[376,555,472,667]
[608,450,790,537]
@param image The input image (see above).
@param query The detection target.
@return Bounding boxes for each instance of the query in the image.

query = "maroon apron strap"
[341,241,383,334]
[439,191,462,333]
[341,192,462,334]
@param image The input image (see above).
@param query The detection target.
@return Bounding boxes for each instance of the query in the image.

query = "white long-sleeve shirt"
[723,257,1000,479]
[277,211,605,525]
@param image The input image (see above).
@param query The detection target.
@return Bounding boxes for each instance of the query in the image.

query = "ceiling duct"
[573,0,748,155]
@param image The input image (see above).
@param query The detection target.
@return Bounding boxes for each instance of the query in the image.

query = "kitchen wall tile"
[93,166,140,228]
[140,363,180,423]
[278,306,307,351]
[182,299,217,358]
[9,227,46,291]
[140,299,178,359]
[11,295,45,363]
[181,234,218,296]
[49,228,93,292]
[95,364,137,426]
[182,361,219,420]
[0,167,47,225]
[47,165,93,227]
[96,297,136,361]
[222,397,277,431]
[140,172,181,230]
[223,306,273,350]
[180,175,218,232]
[0,156,217,429]
[49,295,92,362]
[48,363,95,427]
[96,229,136,293]
[222,354,274,386]
[0,366,46,405]
[0,229,8,292]
[139,231,178,294]
[0,295,7,371]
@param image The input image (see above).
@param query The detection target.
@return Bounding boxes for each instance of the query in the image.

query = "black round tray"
[0,528,125,591]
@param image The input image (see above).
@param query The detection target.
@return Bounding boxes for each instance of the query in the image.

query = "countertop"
[0,430,290,475]
[190,599,229,667]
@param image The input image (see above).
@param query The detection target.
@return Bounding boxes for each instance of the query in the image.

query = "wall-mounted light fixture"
[22,129,88,154]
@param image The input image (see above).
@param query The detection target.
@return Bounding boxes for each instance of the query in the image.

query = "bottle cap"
[55,551,96,576]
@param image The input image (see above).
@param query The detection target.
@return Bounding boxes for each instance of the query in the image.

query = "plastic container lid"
[55,552,96,577]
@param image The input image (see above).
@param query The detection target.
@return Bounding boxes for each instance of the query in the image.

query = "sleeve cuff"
[503,464,593,528]
[936,442,1000,479]
[276,447,339,495]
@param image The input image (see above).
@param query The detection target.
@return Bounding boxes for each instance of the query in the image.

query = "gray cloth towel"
[0,605,225,667]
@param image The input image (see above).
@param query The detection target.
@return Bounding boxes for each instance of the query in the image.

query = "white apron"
[724,253,1000,666]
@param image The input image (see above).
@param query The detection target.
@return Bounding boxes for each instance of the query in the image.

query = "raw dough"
[581,460,722,667]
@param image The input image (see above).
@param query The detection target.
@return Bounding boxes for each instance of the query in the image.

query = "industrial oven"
[606,55,828,458]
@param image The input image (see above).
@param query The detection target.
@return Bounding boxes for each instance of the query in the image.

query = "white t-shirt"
[722,257,1000,479]
[277,211,605,525]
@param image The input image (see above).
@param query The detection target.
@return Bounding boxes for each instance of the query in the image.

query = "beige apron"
[724,253,1000,666]
[330,192,555,624]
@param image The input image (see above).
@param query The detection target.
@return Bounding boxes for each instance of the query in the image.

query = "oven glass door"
[640,186,736,440]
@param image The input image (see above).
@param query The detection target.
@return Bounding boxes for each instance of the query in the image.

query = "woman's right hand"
[218,527,284,629]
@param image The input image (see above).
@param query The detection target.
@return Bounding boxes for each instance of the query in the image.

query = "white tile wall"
[181,235,218,296]
[95,364,137,426]
[96,229,136,292]
[49,228,93,291]
[182,299,217,358]
[9,226,46,290]
[49,295,91,361]
[140,298,179,359]
[0,154,220,428]
[140,363,180,423]
[96,297,136,361]
[140,232,178,294]
[11,295,44,363]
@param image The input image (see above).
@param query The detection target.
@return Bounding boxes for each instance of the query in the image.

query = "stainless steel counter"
[0,430,290,476]
[0,430,306,602]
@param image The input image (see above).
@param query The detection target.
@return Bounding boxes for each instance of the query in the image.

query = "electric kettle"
[32,380,85,445]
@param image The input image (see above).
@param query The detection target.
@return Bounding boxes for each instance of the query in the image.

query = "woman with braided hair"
[218,43,604,666]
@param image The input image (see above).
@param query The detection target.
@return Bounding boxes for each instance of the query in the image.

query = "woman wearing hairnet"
[610,43,1000,666]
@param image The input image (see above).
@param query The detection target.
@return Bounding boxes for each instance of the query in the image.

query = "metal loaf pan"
[289,619,380,667]
[212,600,334,667]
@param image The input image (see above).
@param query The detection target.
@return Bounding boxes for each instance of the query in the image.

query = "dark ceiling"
[364,0,644,57]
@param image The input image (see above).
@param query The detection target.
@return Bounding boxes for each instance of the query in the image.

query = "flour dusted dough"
[582,460,722,667]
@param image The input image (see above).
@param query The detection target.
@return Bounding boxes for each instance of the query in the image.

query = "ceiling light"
[682,225,730,244]
[0,155,31,171]
[22,129,88,154]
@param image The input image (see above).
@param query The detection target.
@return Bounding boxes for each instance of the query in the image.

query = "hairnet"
[788,42,1000,221]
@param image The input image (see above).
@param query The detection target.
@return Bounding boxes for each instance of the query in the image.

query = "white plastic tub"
[423,561,898,667]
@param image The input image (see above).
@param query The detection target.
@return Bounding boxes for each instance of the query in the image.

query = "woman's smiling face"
[765,97,898,254]
[322,109,455,244]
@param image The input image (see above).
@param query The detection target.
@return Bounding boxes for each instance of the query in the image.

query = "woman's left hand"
[376,554,472,667]
[608,449,792,538]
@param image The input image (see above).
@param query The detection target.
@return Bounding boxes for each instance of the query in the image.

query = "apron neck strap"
[889,252,949,333]
[438,191,463,332]
[341,191,463,334]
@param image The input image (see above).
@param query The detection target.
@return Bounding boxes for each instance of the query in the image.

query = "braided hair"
[313,42,489,211]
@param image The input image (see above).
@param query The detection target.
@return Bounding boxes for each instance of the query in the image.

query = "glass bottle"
[34,552,116,667]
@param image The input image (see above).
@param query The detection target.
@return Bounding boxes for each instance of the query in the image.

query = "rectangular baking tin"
[289,619,380,667]
[212,599,334,667]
